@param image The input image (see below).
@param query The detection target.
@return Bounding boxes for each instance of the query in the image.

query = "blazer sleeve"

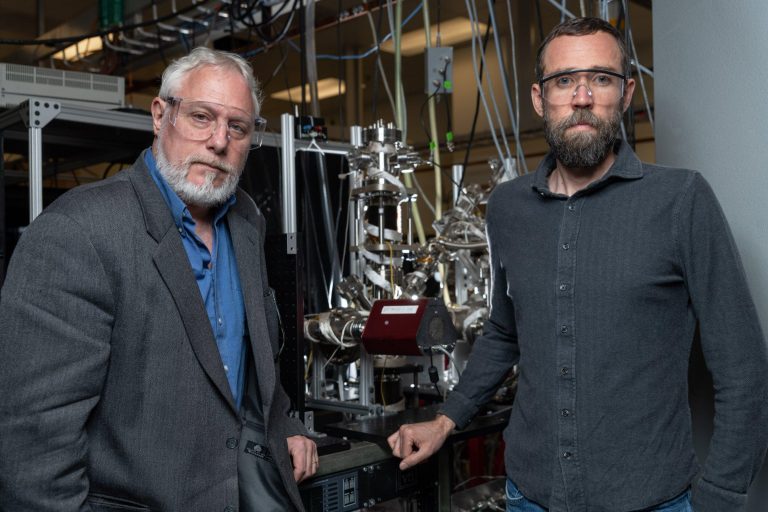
[0,210,114,511]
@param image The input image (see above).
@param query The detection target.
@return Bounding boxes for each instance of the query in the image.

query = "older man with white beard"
[0,47,316,512]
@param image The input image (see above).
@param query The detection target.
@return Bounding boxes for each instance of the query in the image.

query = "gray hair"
[159,47,262,114]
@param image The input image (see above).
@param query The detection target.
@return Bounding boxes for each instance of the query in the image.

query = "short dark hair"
[535,17,630,82]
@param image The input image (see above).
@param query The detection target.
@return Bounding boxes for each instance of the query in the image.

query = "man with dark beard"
[388,17,768,512]
[0,48,316,511]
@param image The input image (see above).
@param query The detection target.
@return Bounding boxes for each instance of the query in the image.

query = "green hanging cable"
[422,0,442,222]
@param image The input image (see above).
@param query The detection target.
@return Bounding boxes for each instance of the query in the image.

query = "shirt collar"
[144,149,236,229]
[532,139,644,196]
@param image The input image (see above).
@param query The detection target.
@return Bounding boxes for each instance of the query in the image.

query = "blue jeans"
[506,479,693,512]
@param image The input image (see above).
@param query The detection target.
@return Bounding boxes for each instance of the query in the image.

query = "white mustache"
[183,155,238,175]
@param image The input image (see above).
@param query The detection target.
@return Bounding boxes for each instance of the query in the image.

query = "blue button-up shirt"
[145,150,247,409]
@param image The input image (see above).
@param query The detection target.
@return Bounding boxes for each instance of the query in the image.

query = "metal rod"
[280,113,296,234]
[28,127,43,222]
[452,164,463,203]
[359,345,373,407]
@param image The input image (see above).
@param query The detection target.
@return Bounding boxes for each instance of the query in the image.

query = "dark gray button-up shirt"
[439,141,768,512]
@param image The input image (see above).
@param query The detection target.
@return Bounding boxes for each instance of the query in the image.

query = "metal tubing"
[350,125,363,147]
[280,113,297,234]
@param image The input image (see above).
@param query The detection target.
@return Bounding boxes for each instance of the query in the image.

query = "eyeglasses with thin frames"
[164,96,267,149]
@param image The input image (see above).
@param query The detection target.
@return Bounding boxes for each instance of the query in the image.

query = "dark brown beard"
[543,104,623,169]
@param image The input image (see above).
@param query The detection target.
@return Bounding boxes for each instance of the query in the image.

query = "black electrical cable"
[0,1,205,47]
[428,351,442,402]
[421,159,461,189]
[260,40,291,91]
[256,7,297,46]
[444,94,452,147]
[235,0,292,30]
[298,0,307,118]
[332,163,346,253]
[534,0,545,44]
[228,0,237,36]
[277,42,296,108]
[149,0,170,68]
[419,88,440,144]
[254,0,298,44]
[458,15,493,198]
[101,162,117,180]
[441,60,453,150]
[620,0,637,149]
[370,0,385,120]
[336,0,344,129]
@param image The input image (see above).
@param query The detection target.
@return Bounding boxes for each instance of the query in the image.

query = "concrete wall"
[653,1,768,509]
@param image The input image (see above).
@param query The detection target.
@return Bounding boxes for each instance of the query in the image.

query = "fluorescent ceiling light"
[53,36,103,61]
[271,78,346,102]
[380,17,489,57]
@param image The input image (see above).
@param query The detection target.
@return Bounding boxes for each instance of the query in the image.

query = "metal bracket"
[303,410,315,433]
[20,98,61,222]
[20,98,61,130]
[286,232,297,255]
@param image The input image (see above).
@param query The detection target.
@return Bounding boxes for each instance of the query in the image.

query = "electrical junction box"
[425,46,453,94]
[0,63,124,110]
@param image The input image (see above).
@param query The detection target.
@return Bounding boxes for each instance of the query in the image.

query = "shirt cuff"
[692,478,748,512]
[437,390,480,430]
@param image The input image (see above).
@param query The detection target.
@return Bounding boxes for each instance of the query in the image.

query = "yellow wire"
[387,242,394,292]
[380,356,388,407]
[304,344,313,382]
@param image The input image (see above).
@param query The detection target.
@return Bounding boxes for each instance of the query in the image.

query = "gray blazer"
[0,152,308,511]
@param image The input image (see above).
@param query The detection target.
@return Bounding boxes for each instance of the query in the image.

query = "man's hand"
[287,435,318,482]
[387,414,455,470]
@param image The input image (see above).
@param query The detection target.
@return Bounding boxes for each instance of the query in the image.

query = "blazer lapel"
[228,209,276,422]
[128,152,237,414]
[153,233,237,413]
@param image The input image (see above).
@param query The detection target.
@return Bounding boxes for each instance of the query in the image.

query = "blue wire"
[313,2,423,61]
[239,2,423,61]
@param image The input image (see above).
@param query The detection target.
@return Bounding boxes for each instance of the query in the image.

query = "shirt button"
[218,318,223,325]
[562,243,570,250]
[560,367,569,376]
[561,409,570,417]
[559,284,568,291]
[563,451,572,459]
[568,204,575,211]
[560,325,568,334]
[226,437,238,449]
[224,507,235,512]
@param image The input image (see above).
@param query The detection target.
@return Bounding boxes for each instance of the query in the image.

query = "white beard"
[155,143,245,208]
